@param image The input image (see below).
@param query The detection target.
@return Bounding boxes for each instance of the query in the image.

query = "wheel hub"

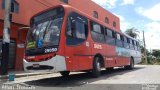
[97,62,101,71]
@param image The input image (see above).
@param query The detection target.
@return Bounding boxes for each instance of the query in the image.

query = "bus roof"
[31,4,138,42]
[31,4,120,32]
[63,5,139,41]
[123,33,139,42]
[62,5,121,33]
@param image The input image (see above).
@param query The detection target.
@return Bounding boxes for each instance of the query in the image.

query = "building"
[0,0,120,71]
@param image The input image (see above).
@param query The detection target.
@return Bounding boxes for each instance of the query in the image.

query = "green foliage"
[152,49,160,58]
[140,46,150,55]
[140,49,160,65]
[125,27,139,38]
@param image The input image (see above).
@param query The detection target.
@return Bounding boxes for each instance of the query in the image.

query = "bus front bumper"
[23,55,67,73]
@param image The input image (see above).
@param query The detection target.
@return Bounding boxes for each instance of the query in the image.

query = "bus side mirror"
[18,27,30,43]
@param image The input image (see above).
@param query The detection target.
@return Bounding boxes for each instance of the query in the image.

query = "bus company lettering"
[106,57,113,60]
[94,44,102,49]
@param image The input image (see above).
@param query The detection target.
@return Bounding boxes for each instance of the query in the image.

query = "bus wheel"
[92,57,101,77]
[60,71,70,77]
[125,58,134,70]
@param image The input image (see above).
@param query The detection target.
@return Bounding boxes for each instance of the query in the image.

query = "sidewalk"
[0,71,52,80]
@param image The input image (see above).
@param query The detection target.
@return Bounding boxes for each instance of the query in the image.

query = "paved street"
[1,65,160,90]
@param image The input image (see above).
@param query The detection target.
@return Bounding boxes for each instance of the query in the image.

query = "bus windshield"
[26,7,64,55]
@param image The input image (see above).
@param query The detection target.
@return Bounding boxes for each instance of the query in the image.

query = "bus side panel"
[65,45,79,71]
[105,57,117,68]
[65,57,74,71]
[90,42,117,68]
[73,41,93,71]
[130,50,141,64]
[104,45,117,68]
[65,42,93,71]
[115,57,130,66]
[74,55,93,71]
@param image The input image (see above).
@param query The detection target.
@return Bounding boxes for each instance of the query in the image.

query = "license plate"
[33,64,40,68]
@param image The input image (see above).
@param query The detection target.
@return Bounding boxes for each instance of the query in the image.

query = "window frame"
[123,36,130,49]
[91,22,102,34]
[123,36,128,43]
[136,41,141,51]
[113,21,116,27]
[105,17,109,24]
[116,33,121,40]
[2,0,19,13]
[93,11,98,19]
[128,38,135,50]
[104,28,116,45]
[90,21,105,43]
[105,28,114,38]
[115,33,124,47]
[66,12,88,46]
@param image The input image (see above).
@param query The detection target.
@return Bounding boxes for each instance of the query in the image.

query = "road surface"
[1,65,160,90]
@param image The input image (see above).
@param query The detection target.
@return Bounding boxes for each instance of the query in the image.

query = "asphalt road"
[1,65,160,90]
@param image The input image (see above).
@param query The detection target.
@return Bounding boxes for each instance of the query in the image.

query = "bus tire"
[92,57,101,77]
[125,57,134,70]
[60,71,70,77]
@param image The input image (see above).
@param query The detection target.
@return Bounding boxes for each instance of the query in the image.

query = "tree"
[152,49,160,58]
[125,27,139,38]
[141,46,146,54]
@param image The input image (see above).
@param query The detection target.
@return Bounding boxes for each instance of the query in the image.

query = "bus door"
[65,12,92,71]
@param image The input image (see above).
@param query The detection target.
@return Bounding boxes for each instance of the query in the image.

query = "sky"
[92,0,160,50]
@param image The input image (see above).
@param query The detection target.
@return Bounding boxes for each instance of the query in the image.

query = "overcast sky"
[92,0,160,50]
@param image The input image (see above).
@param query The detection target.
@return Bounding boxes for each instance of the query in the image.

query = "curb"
[0,72,52,80]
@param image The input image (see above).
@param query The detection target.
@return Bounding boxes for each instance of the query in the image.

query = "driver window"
[66,12,88,45]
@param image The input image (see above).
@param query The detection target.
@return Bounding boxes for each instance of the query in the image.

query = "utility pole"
[0,0,11,75]
[143,30,148,64]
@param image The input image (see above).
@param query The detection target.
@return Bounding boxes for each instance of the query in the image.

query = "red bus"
[23,5,141,77]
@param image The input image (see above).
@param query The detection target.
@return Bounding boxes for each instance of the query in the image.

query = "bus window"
[75,21,86,39]
[132,40,135,45]
[123,36,129,49]
[107,29,113,37]
[93,24,101,33]
[136,41,141,51]
[116,33,123,47]
[129,39,134,50]
[127,38,130,43]
[90,21,105,43]
[133,40,137,50]
[105,28,115,45]
[123,36,127,43]
[116,33,121,40]
[66,18,73,37]
[66,13,88,45]
[121,35,124,41]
